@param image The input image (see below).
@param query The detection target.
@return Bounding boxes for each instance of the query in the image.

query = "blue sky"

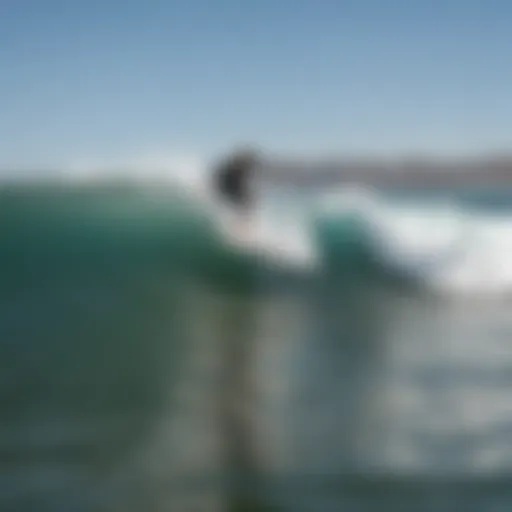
[1,0,511,169]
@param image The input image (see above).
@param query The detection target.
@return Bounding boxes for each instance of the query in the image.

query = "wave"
[171,178,512,299]
[313,187,512,297]
[2,165,512,298]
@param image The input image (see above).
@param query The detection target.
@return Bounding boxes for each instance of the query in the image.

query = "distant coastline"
[264,154,512,187]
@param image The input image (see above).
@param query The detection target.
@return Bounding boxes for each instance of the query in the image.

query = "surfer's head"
[213,146,261,209]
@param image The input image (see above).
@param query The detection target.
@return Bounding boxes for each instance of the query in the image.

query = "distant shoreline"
[264,156,512,187]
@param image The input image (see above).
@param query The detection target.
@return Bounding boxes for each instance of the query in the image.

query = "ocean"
[1,176,512,511]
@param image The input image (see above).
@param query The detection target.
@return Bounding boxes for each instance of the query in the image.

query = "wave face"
[3,174,512,511]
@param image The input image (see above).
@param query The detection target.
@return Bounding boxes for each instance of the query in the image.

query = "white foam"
[360,196,512,297]
[427,215,512,297]
[66,151,207,186]
[315,186,512,297]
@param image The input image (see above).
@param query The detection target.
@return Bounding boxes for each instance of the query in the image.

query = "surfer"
[212,148,259,213]
[211,147,318,268]
[211,147,260,240]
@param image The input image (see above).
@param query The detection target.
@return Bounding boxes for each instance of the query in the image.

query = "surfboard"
[215,205,319,272]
